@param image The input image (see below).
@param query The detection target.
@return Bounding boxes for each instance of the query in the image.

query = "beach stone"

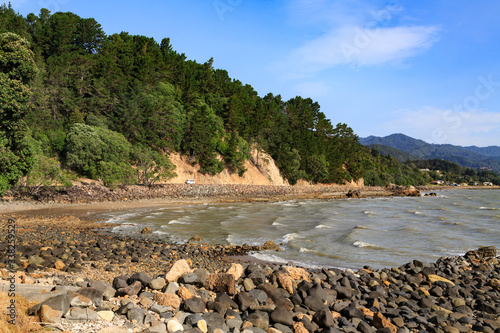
[284,267,310,282]
[194,268,209,286]
[373,312,397,333]
[178,285,193,300]
[246,311,270,330]
[262,240,281,251]
[358,321,376,333]
[154,292,181,309]
[185,314,204,326]
[237,292,259,311]
[270,305,294,326]
[488,278,500,292]
[70,294,93,308]
[150,277,167,290]
[293,322,309,333]
[304,295,326,312]
[164,282,179,295]
[141,227,152,234]
[333,285,352,299]
[97,310,114,322]
[40,304,63,323]
[28,255,44,266]
[428,275,455,286]
[277,274,294,294]
[198,320,208,333]
[274,323,293,333]
[148,322,167,333]
[113,275,129,289]
[116,280,142,296]
[259,284,293,310]
[179,272,199,285]
[77,287,103,307]
[116,301,134,315]
[129,272,153,287]
[166,259,192,282]
[205,273,236,295]
[203,312,227,333]
[167,319,184,333]
[67,307,100,321]
[54,260,65,270]
[29,294,70,316]
[183,297,206,313]
[227,263,245,281]
[244,278,256,291]
[127,307,146,325]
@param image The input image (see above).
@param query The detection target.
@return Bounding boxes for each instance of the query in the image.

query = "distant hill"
[360,134,500,172]
[365,144,420,162]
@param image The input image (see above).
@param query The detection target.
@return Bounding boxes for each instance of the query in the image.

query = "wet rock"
[141,227,152,234]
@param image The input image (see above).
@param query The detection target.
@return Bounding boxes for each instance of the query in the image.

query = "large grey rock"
[76,287,103,307]
[28,294,71,316]
[270,305,293,326]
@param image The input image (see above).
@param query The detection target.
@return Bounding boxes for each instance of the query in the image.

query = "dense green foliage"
[0,4,460,193]
[361,134,500,173]
[410,159,500,185]
[362,147,430,186]
[0,27,37,196]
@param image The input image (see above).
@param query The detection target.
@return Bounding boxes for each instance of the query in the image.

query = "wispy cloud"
[278,0,439,76]
[384,107,500,146]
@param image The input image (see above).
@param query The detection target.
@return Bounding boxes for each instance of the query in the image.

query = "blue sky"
[10,0,500,147]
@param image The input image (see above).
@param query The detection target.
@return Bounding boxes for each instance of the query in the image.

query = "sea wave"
[315,224,331,229]
[479,207,498,210]
[168,220,190,225]
[282,233,302,243]
[353,240,382,249]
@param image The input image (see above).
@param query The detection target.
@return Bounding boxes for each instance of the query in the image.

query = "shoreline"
[1,213,499,333]
[2,183,497,216]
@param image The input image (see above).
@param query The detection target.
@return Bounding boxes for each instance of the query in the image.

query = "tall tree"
[0,32,37,195]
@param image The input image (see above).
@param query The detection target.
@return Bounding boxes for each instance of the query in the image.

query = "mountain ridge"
[360,133,500,172]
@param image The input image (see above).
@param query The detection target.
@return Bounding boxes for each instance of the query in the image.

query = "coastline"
[1,186,499,332]
[2,183,497,216]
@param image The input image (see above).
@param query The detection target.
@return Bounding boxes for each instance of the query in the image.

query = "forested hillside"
[361,134,500,172]
[0,4,432,195]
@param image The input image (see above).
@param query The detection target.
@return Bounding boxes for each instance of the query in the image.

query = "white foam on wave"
[363,211,375,215]
[354,225,370,230]
[480,207,498,210]
[111,223,138,232]
[272,221,285,226]
[153,230,169,235]
[105,212,140,224]
[250,253,324,270]
[299,247,314,253]
[315,224,331,229]
[353,240,381,249]
[168,220,190,225]
[282,233,302,243]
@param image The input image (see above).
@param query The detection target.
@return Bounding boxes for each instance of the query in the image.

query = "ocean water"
[95,189,500,269]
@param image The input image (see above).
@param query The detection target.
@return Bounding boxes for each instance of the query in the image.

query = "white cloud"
[286,25,438,74]
[384,107,500,146]
[278,0,439,76]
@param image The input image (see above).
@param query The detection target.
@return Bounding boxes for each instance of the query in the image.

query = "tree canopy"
[0,5,442,193]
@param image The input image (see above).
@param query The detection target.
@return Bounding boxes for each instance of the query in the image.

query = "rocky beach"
[1,185,499,333]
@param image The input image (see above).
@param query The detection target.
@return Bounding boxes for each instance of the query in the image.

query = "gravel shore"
[1,184,498,332]
[1,211,499,333]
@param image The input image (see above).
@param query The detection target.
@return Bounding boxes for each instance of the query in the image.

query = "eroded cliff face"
[166,149,288,185]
